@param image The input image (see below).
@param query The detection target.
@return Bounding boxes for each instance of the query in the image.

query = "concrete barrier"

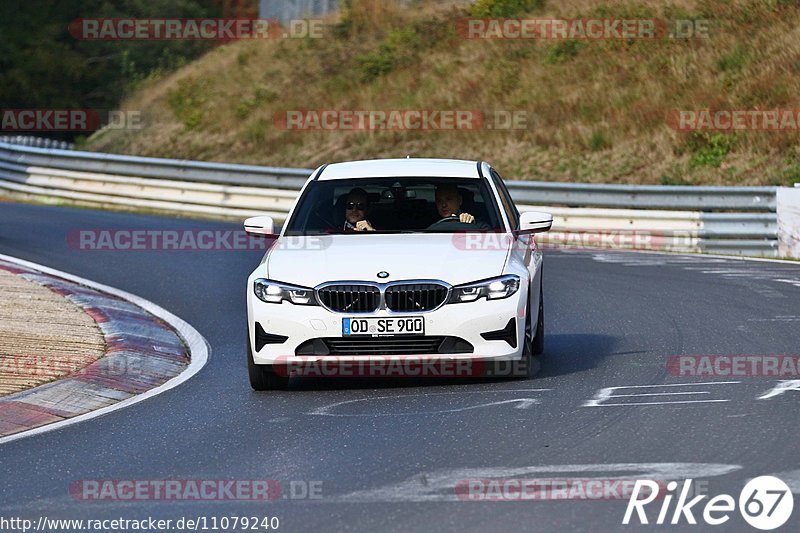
[777,187,800,258]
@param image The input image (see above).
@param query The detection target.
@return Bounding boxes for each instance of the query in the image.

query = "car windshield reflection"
[284,177,504,235]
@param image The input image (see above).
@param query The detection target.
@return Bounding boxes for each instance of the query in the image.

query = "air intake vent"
[480,319,517,348]
[385,283,448,312]
[255,322,288,352]
[317,285,380,313]
[295,336,473,356]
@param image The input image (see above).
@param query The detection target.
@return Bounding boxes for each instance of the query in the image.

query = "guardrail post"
[777,187,800,258]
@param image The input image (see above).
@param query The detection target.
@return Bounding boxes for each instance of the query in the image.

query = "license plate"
[342,317,425,336]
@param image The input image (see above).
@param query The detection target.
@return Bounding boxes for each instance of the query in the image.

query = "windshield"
[284,177,504,235]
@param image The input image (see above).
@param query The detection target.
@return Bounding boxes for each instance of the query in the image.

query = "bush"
[236,87,278,119]
[686,133,735,168]
[769,155,800,186]
[587,131,611,151]
[717,43,748,72]
[243,119,269,144]
[357,26,421,82]
[358,44,397,82]
[471,0,546,18]
[167,78,206,130]
[545,41,584,64]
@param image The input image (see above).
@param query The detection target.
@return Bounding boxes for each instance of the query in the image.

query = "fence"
[260,0,339,23]
[0,136,74,151]
[258,0,462,23]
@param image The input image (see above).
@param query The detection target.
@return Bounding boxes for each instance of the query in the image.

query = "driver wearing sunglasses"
[342,188,376,232]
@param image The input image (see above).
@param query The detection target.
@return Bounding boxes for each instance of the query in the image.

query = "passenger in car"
[342,188,376,232]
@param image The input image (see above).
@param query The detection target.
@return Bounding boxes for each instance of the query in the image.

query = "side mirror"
[244,215,275,236]
[519,211,553,233]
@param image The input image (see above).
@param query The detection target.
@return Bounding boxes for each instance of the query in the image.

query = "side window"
[490,169,520,230]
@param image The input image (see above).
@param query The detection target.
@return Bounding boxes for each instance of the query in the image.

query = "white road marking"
[589,248,800,267]
[747,316,800,322]
[757,380,800,400]
[335,463,742,502]
[592,400,730,407]
[769,470,800,494]
[583,382,740,407]
[610,392,711,397]
[0,253,209,446]
[590,252,800,293]
[309,389,551,417]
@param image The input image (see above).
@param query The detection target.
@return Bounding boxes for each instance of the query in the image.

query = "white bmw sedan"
[245,158,552,390]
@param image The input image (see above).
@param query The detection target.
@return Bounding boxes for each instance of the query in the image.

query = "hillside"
[86,0,800,185]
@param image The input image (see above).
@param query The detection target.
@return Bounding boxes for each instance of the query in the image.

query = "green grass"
[166,77,207,130]
[470,0,547,17]
[687,133,735,169]
[86,0,800,186]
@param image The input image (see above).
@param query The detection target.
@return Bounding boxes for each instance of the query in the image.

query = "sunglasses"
[346,202,367,211]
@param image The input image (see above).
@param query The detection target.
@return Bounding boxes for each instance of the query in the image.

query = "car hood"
[265,233,511,287]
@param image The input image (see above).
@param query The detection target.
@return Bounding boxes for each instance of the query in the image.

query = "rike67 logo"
[624,476,793,530]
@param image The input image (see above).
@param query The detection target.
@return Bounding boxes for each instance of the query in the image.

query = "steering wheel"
[425,215,474,230]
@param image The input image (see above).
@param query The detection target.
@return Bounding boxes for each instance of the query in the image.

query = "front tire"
[518,297,538,378]
[533,282,544,356]
[247,332,290,390]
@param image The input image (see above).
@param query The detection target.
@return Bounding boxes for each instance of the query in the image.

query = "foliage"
[470,0,546,17]
[0,0,252,138]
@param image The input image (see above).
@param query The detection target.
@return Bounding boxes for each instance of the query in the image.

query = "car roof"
[316,158,482,181]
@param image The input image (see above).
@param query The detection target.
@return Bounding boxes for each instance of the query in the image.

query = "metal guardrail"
[0,141,780,256]
[507,181,776,212]
[0,142,308,189]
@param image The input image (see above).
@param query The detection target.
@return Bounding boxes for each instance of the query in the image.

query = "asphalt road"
[0,201,798,532]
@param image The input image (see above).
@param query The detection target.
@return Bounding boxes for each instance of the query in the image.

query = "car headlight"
[254,279,318,305]
[447,275,520,303]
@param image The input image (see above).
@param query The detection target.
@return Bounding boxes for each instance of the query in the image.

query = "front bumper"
[247,283,527,365]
